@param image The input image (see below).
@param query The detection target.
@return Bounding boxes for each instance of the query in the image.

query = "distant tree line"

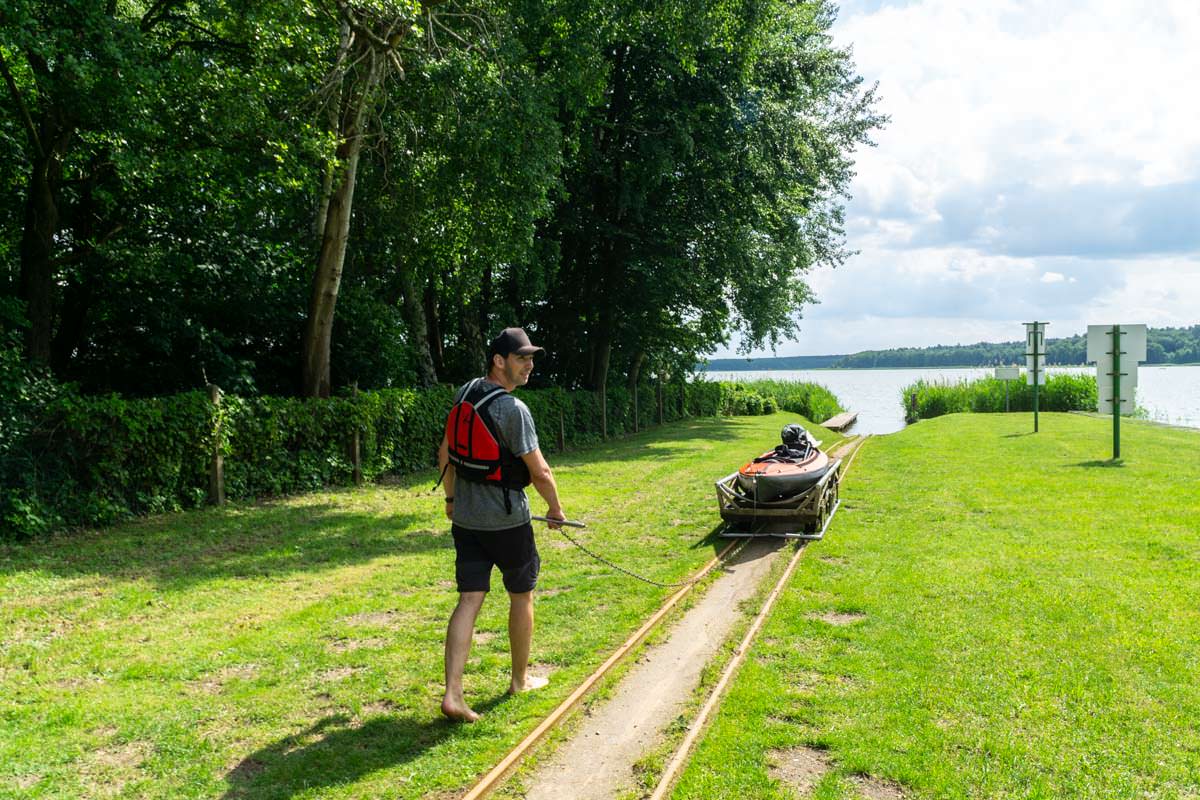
[0,0,882,401]
[704,354,844,371]
[832,325,1200,368]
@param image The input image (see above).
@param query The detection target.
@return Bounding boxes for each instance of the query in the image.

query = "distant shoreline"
[701,325,1200,371]
[701,362,1200,372]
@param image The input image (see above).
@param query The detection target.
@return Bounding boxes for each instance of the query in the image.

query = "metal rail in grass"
[463,438,865,799]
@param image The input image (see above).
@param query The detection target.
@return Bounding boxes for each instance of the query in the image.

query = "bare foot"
[441,697,480,723]
[510,675,549,694]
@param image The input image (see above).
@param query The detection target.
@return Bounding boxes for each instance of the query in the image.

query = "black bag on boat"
[781,424,810,447]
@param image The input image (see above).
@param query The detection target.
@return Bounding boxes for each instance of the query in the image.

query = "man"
[438,327,566,722]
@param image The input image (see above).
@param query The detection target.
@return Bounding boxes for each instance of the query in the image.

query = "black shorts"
[451,522,540,594]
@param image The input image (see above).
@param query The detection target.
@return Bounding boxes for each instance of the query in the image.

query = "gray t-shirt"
[451,379,540,530]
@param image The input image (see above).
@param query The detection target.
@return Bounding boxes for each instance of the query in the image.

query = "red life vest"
[443,378,531,492]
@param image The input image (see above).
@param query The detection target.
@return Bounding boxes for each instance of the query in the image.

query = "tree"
[0,1,160,365]
[535,0,883,421]
[301,0,542,397]
[0,0,319,394]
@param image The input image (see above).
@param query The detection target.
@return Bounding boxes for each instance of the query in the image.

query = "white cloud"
[708,0,1200,358]
[838,0,1200,195]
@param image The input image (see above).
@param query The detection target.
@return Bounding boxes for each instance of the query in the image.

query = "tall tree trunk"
[18,133,68,365]
[460,302,487,379]
[459,264,492,379]
[424,279,445,378]
[313,22,351,246]
[480,262,493,340]
[301,133,364,397]
[590,322,612,439]
[300,40,381,397]
[52,153,112,374]
[626,350,645,392]
[398,262,438,387]
[51,278,91,374]
[313,162,336,246]
[627,351,646,433]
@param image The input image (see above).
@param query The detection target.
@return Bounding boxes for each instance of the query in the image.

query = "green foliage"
[536,0,884,388]
[1,378,843,538]
[0,412,825,798]
[902,373,1099,422]
[2,388,215,538]
[0,324,68,536]
[1,0,882,402]
[676,414,1200,798]
[729,379,844,423]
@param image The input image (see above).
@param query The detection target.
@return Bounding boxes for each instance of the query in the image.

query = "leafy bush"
[1,329,72,537]
[902,373,1099,422]
[716,379,843,423]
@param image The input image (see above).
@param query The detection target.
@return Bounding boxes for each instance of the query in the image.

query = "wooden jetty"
[821,411,858,431]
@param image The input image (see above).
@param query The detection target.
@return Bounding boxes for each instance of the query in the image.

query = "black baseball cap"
[489,327,545,358]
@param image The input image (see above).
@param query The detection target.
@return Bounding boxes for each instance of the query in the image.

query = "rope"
[551,525,747,589]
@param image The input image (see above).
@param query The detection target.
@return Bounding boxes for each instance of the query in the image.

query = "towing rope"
[551,525,748,588]
[550,436,864,587]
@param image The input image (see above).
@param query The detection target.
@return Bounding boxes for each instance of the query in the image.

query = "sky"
[713,0,1200,358]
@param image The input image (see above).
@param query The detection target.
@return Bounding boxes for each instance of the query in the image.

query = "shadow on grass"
[0,502,447,589]
[221,697,506,799]
[1073,459,1126,468]
[690,523,738,557]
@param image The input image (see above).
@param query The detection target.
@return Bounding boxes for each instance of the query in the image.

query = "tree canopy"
[1,0,882,398]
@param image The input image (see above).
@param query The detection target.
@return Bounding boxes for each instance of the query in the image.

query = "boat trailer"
[715,456,842,540]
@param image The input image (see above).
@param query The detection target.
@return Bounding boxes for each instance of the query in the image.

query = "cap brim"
[515,345,545,355]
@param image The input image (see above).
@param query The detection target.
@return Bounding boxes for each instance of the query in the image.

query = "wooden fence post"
[351,382,362,486]
[557,407,566,453]
[208,384,225,506]
[657,377,664,425]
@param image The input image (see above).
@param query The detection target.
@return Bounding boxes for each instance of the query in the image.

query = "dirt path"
[518,537,788,800]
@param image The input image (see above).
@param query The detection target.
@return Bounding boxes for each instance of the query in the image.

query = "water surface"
[705,365,1200,435]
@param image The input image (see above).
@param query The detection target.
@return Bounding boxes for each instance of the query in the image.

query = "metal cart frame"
[715,457,842,540]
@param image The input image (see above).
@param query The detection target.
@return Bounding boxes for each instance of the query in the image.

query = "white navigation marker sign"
[1024,322,1047,385]
[1024,321,1048,432]
[1087,324,1147,416]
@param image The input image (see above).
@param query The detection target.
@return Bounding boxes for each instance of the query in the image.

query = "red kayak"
[735,425,832,500]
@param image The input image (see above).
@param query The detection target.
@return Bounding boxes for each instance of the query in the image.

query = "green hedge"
[901,373,1099,422]
[722,379,843,423]
[1,378,838,540]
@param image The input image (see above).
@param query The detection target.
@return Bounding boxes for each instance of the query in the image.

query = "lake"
[704,365,1200,435]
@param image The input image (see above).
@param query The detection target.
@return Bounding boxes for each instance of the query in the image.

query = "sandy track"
[519,537,787,800]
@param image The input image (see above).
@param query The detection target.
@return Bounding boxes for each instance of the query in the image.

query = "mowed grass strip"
[674,413,1200,800]
[0,413,837,800]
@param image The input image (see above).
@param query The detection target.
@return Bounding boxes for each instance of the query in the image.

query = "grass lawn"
[673,413,1200,799]
[0,413,839,800]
